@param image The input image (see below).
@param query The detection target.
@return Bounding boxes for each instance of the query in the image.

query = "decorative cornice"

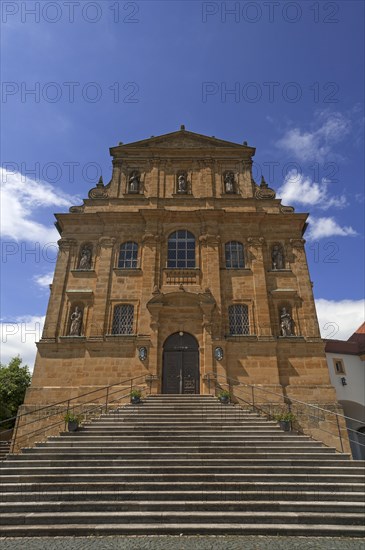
[58,238,77,251]
[290,238,306,249]
[98,236,116,248]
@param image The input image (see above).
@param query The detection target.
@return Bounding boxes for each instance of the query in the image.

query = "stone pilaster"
[42,238,76,339]
[290,238,321,338]
[247,237,273,337]
[89,237,116,337]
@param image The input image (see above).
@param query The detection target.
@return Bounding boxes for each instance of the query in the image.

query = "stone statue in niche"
[272,244,284,270]
[78,246,92,270]
[69,306,83,336]
[177,173,188,193]
[128,171,140,193]
[280,307,293,337]
[224,172,235,193]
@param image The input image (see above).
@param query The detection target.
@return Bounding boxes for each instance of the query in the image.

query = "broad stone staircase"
[0,394,364,536]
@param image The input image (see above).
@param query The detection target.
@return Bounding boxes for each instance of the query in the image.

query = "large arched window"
[225,241,245,269]
[112,304,134,334]
[228,304,249,335]
[118,242,138,269]
[167,230,195,268]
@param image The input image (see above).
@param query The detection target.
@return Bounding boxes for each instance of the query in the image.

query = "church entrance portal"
[162,332,200,394]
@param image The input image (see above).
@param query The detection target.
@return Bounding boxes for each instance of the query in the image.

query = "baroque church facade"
[20,128,345,448]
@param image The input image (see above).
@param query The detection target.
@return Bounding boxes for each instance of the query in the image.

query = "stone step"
[43,436,324,447]
[1,510,364,527]
[24,448,343,460]
[2,489,364,503]
[75,425,283,431]
[2,462,362,474]
[2,500,364,514]
[29,439,335,458]
[7,455,355,466]
[54,431,306,438]
[1,481,364,495]
[1,523,363,537]
[1,468,364,482]
[21,438,322,446]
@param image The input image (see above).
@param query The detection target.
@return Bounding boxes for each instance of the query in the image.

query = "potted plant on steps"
[64,412,82,432]
[130,389,142,404]
[274,411,296,432]
[218,390,231,404]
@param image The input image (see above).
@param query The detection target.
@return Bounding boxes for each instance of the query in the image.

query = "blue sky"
[1,0,364,368]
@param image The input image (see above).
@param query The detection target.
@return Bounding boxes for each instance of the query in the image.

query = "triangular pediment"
[111,129,254,153]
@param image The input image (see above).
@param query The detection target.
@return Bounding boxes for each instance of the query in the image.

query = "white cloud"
[307,216,357,240]
[277,170,346,209]
[0,167,78,245]
[277,111,351,163]
[0,316,45,372]
[33,272,53,289]
[315,299,365,340]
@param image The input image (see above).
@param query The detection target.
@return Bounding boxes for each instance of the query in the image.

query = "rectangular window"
[167,230,196,269]
[118,242,138,269]
[229,304,250,335]
[333,358,345,374]
[112,304,134,335]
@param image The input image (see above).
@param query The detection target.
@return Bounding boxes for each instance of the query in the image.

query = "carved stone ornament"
[214,347,224,361]
[98,236,116,249]
[88,176,108,199]
[69,306,83,336]
[254,176,276,200]
[177,171,188,193]
[128,170,140,193]
[78,245,92,270]
[223,171,235,193]
[247,236,265,247]
[280,205,295,213]
[138,347,148,361]
[280,307,293,337]
[271,244,285,270]
[69,205,85,213]
[58,238,76,252]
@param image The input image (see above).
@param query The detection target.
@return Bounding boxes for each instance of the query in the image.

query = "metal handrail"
[0,373,146,428]
[7,374,149,454]
[206,372,365,453]
[206,372,363,425]
[10,384,148,453]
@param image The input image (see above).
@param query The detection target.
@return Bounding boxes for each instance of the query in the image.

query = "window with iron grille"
[225,241,245,268]
[229,304,249,335]
[167,230,195,268]
[112,304,134,335]
[118,242,138,269]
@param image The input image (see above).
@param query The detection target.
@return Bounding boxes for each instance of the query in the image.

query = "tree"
[0,356,31,427]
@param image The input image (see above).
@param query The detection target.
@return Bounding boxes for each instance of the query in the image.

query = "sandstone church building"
[19,127,345,448]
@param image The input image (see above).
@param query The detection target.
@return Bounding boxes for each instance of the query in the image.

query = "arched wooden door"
[162,332,200,394]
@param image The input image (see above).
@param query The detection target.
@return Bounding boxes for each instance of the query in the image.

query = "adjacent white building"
[325,323,365,459]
